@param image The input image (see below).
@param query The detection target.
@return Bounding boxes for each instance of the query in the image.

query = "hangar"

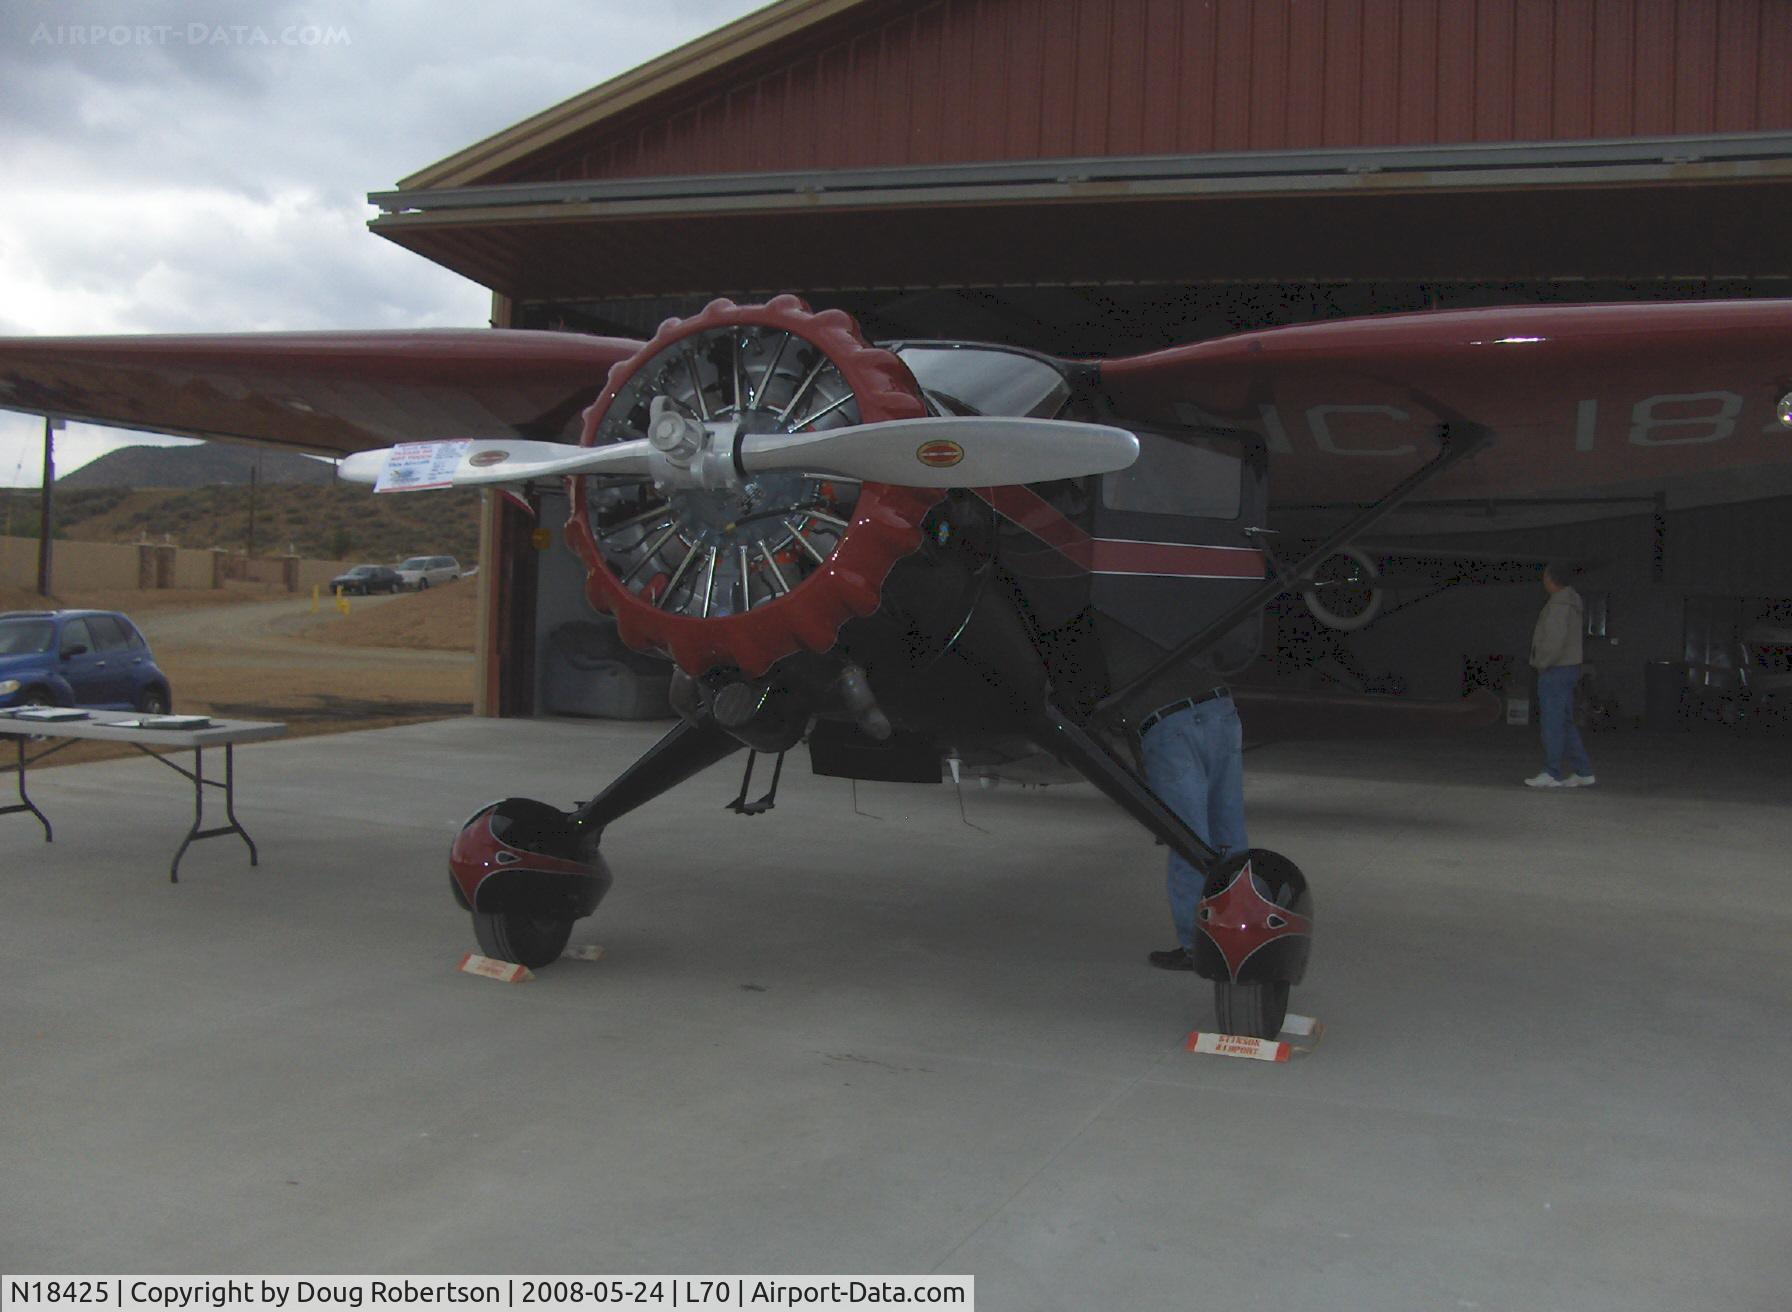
[365,0,1792,721]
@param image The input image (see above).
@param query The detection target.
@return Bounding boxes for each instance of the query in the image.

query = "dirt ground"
[4,582,477,769]
[299,576,477,651]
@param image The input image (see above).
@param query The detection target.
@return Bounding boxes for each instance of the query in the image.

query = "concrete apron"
[1,717,1787,1311]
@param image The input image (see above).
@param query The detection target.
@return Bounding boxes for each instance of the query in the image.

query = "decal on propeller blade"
[916,439,965,469]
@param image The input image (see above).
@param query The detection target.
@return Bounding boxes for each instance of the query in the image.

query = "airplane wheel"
[471,910,573,969]
[1213,980,1289,1040]
[1301,547,1383,632]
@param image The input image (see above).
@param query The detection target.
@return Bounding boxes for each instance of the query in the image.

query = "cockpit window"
[1101,429,1244,521]
[896,346,1072,419]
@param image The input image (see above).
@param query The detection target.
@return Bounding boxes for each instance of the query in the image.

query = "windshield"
[0,619,55,656]
[896,346,1071,419]
[348,566,378,575]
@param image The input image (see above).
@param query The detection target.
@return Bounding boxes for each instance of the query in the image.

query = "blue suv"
[0,609,173,713]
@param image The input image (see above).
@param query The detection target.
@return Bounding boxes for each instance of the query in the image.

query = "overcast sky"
[0,0,768,486]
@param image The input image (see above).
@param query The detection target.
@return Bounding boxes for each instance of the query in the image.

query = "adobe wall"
[0,536,356,595]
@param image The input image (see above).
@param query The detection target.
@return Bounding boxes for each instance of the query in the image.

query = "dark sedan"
[329,564,403,595]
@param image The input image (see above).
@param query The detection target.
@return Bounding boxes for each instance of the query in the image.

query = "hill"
[59,441,338,489]
[3,482,482,563]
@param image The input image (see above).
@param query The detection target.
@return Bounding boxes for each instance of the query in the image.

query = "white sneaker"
[1523,772,1567,788]
[1563,774,1596,788]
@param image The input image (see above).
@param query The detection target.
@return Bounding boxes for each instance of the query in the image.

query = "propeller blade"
[339,438,653,489]
[739,416,1139,488]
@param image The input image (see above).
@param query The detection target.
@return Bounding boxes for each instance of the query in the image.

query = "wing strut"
[1031,701,1222,875]
[1093,422,1495,725]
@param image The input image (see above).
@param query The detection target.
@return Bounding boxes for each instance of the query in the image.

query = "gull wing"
[0,329,643,455]
[1097,299,1792,507]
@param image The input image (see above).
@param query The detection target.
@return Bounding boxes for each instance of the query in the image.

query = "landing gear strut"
[449,719,743,969]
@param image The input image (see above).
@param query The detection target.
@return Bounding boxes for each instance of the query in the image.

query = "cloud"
[0,0,766,481]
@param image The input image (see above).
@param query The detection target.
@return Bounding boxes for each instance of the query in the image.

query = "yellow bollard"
[335,585,350,616]
[310,584,320,614]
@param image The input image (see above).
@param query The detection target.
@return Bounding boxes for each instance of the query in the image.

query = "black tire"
[135,685,170,715]
[20,687,55,707]
[1213,980,1290,1040]
[471,910,573,969]
[418,578,431,591]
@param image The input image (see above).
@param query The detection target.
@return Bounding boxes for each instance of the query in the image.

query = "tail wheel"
[1301,546,1383,632]
[565,296,939,677]
[1213,980,1290,1040]
[471,910,573,969]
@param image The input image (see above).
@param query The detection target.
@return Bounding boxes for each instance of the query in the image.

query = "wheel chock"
[1282,1012,1323,1039]
[458,951,533,983]
[1185,1031,1291,1062]
[563,944,605,961]
[1184,1014,1325,1063]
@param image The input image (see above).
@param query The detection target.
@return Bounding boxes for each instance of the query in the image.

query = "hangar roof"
[371,133,1792,302]
[401,0,1792,191]
[374,0,1792,306]
[399,0,874,191]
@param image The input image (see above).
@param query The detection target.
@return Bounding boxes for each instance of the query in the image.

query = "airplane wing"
[0,329,643,455]
[1097,300,1792,507]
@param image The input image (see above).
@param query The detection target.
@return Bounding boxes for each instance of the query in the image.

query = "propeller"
[338,438,649,487]
[739,415,1137,486]
[339,414,1139,492]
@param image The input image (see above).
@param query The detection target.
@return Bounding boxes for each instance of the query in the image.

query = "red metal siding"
[496,0,1792,186]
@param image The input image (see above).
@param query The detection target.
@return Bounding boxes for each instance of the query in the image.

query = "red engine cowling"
[564,296,941,677]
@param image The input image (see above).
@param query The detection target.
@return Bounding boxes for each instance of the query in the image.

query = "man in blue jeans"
[1139,685,1248,970]
[1525,561,1596,789]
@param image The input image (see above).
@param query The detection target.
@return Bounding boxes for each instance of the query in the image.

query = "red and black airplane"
[4,294,1791,1037]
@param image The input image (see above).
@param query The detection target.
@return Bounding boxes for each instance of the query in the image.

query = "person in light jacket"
[1525,561,1595,788]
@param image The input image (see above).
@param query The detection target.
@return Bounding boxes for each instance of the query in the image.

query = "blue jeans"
[1141,696,1248,950]
[1537,664,1592,779]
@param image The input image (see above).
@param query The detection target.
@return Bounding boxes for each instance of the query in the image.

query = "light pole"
[36,416,63,598]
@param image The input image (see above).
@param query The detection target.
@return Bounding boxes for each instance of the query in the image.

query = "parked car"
[394,555,461,590]
[329,564,403,595]
[0,609,173,712]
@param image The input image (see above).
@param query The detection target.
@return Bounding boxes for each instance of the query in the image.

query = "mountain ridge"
[58,443,338,490]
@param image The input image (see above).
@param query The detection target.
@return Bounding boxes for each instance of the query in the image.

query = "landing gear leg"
[452,718,745,969]
[570,717,744,831]
[1031,705,1313,1039]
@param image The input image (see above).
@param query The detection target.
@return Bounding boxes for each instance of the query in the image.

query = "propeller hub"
[648,401,704,458]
